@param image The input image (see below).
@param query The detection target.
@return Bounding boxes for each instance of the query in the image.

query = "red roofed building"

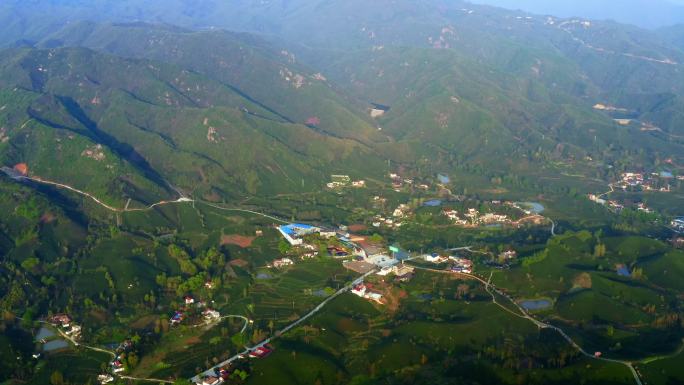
[249,346,273,358]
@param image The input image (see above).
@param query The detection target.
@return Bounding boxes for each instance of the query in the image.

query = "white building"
[278,223,321,246]
[273,258,294,268]
[424,254,447,264]
[203,309,221,321]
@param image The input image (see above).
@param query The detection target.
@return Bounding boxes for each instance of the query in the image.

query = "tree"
[278,240,291,255]
[50,371,64,385]
[127,353,139,369]
[455,284,470,299]
[369,233,384,243]
[20,257,40,271]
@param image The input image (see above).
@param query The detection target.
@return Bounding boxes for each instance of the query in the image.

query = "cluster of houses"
[368,203,411,229]
[588,194,654,213]
[351,265,416,304]
[371,214,405,229]
[673,218,684,232]
[108,339,136,376]
[97,374,114,384]
[389,173,414,190]
[499,250,517,260]
[270,258,294,268]
[273,223,365,267]
[196,346,273,385]
[48,314,81,340]
[424,254,473,274]
[351,282,384,303]
[276,223,346,260]
[278,223,336,247]
[443,208,509,227]
[170,296,221,326]
[376,263,415,280]
[617,172,673,192]
[389,173,429,191]
[326,174,365,189]
[593,103,628,113]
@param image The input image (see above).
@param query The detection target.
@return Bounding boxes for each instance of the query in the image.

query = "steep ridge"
[0,47,386,205]
[38,22,384,144]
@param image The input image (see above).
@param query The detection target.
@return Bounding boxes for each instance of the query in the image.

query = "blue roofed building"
[278,223,320,245]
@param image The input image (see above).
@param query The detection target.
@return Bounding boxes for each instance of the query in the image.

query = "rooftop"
[279,223,317,238]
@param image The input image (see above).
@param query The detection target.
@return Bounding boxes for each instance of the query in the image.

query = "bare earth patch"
[348,224,367,232]
[221,234,255,248]
[130,315,159,330]
[184,336,201,346]
[229,259,249,267]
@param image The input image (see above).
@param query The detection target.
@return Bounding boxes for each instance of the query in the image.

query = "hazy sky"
[469,0,684,28]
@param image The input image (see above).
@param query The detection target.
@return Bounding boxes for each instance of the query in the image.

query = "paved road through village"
[190,270,375,383]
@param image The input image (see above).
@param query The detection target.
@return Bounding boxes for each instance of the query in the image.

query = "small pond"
[35,327,55,341]
[43,339,69,352]
[423,199,442,207]
[520,299,552,311]
[256,273,272,280]
[437,174,450,184]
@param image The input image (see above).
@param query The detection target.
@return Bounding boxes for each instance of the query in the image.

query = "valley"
[2,1,684,385]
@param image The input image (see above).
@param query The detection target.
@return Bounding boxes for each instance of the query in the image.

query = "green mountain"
[0,46,386,206]
[2,2,684,200]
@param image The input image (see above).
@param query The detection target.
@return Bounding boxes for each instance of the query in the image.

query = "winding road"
[192,314,251,334]
[557,20,677,66]
[408,265,644,385]
[5,171,670,385]
[0,169,292,224]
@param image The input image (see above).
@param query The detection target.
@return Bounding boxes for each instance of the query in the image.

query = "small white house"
[273,258,294,268]
[424,254,447,263]
[203,309,221,321]
[365,292,383,302]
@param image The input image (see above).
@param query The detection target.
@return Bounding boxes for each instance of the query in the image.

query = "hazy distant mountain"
[469,0,684,29]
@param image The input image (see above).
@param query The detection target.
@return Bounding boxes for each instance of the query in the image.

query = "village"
[588,171,682,213]
[269,221,478,308]
[614,171,678,192]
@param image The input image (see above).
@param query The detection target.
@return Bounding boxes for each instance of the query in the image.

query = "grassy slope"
[0,46,387,204]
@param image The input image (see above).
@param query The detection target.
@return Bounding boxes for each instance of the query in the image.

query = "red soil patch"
[229,259,249,267]
[13,163,28,176]
[348,224,367,232]
[221,234,255,248]
[40,213,57,224]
